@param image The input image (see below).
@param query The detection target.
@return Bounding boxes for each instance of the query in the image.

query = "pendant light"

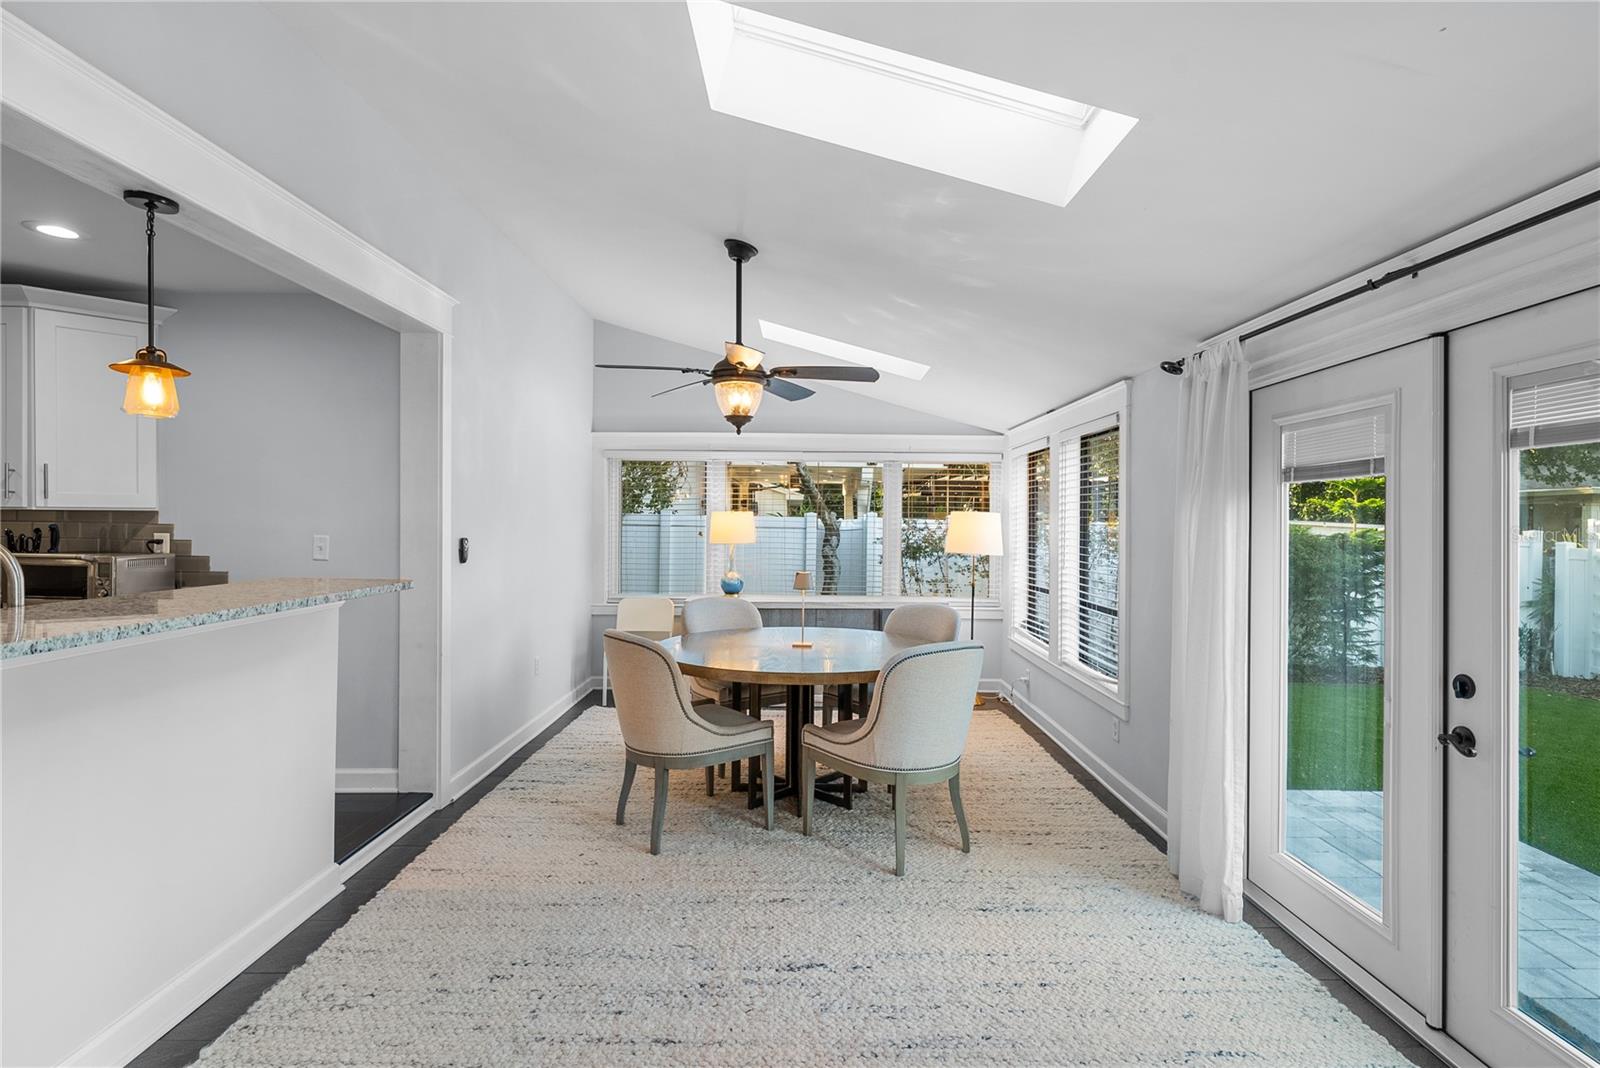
[712,238,765,433]
[108,191,189,418]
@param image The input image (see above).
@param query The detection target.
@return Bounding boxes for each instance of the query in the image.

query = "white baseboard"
[447,678,596,801]
[63,865,343,1068]
[335,767,399,792]
[1003,684,1168,841]
[337,797,438,874]
[978,676,1002,695]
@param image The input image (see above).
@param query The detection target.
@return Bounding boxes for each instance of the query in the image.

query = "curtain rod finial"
[1160,359,1186,376]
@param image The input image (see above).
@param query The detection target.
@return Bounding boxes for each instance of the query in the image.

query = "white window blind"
[1012,446,1051,645]
[727,461,882,595]
[900,462,993,597]
[1509,371,1600,449]
[612,460,708,596]
[1282,410,1388,484]
[1075,427,1120,678]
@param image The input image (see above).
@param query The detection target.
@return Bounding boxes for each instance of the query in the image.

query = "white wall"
[157,292,401,775]
[1002,367,1178,836]
[595,321,989,435]
[11,3,598,790]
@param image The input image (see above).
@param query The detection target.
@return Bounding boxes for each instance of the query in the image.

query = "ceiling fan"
[597,238,881,433]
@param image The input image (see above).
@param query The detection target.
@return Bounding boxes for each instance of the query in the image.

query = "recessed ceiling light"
[759,320,930,381]
[687,1,1137,207]
[22,220,80,240]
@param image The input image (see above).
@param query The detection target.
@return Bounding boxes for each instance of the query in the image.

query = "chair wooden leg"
[616,759,637,825]
[949,770,970,853]
[893,773,908,876]
[705,764,715,796]
[719,763,727,779]
[763,745,775,831]
[801,750,815,836]
[650,768,669,855]
[732,760,743,791]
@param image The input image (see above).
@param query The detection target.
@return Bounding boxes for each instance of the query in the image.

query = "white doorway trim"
[1,10,457,803]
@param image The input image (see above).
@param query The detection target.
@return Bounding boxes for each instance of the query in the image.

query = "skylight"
[687,1,1137,207]
[759,320,930,381]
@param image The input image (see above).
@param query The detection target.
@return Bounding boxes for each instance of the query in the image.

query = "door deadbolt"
[1451,673,1476,699]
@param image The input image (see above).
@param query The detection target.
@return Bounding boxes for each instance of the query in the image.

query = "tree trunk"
[793,462,840,594]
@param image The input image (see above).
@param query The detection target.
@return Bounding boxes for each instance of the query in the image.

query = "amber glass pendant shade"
[113,349,186,419]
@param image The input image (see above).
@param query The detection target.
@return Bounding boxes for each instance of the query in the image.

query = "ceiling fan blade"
[651,379,714,399]
[765,377,815,402]
[595,364,711,375]
[770,365,881,383]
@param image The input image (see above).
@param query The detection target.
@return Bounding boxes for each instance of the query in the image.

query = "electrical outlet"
[1019,669,1030,689]
[312,534,330,562]
[534,657,543,677]
[1112,719,1120,743]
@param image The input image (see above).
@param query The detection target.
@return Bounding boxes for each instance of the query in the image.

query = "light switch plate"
[312,534,330,562]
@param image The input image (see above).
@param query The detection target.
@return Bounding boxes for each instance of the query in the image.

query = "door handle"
[1439,725,1478,758]
[42,462,48,501]
[2,463,14,500]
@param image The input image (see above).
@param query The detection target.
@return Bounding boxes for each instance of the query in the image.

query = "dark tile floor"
[131,693,1449,1068]
[333,790,432,863]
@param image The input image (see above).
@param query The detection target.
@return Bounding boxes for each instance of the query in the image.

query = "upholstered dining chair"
[883,603,960,644]
[605,629,774,855]
[601,596,676,706]
[681,595,766,786]
[800,641,984,875]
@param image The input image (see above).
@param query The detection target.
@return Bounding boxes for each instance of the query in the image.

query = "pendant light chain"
[734,255,743,346]
[145,202,157,356]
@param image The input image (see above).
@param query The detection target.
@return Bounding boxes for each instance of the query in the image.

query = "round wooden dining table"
[658,626,924,812]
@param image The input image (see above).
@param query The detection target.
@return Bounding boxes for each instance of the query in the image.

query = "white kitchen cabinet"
[1,286,172,510]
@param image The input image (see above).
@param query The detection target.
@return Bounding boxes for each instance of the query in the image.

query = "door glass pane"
[1514,440,1600,1059]
[1282,451,1387,913]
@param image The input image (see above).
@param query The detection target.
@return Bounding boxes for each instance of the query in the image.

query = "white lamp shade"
[708,510,757,545]
[944,511,1002,556]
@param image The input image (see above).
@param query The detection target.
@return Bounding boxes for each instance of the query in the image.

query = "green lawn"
[1288,682,1600,875]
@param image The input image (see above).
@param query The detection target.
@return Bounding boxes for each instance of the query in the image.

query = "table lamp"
[944,511,1002,707]
[709,510,757,595]
[793,570,813,648]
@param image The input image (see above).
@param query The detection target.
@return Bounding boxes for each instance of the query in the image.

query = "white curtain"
[1167,338,1250,922]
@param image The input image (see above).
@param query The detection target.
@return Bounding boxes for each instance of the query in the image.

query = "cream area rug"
[199,708,1413,1067]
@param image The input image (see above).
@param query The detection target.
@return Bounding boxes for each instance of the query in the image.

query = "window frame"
[1005,382,1130,717]
[599,444,1005,608]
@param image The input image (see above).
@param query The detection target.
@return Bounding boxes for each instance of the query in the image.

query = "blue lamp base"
[720,573,744,596]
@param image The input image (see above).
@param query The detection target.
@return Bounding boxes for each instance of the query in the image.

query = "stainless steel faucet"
[0,544,23,608]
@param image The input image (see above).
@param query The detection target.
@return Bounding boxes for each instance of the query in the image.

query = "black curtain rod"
[1160,188,1600,375]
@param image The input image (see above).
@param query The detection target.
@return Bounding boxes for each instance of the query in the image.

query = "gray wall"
[594,322,989,435]
[1001,367,1177,835]
[157,293,401,774]
[15,3,598,790]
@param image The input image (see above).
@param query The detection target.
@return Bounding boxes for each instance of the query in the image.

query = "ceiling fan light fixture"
[725,341,764,370]
[714,376,764,433]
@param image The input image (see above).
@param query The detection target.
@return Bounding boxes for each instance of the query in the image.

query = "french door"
[1248,339,1444,1020]
[1447,288,1600,1068]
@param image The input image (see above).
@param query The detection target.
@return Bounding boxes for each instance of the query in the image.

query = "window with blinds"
[901,463,993,597]
[1509,370,1600,449]
[1020,446,1051,644]
[726,462,883,595]
[1075,427,1120,678]
[612,460,708,596]
[1281,410,1388,483]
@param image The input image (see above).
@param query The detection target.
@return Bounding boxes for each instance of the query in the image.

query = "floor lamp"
[944,511,1003,708]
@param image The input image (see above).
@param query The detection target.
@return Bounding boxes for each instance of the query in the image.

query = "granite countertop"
[1,578,411,660]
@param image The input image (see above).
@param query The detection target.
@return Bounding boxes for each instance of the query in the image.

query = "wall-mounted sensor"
[459,537,470,564]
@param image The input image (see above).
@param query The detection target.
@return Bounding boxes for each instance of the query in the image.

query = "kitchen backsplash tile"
[1,509,228,588]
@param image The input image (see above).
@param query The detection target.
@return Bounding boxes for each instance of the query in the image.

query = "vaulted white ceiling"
[13,3,1598,431]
